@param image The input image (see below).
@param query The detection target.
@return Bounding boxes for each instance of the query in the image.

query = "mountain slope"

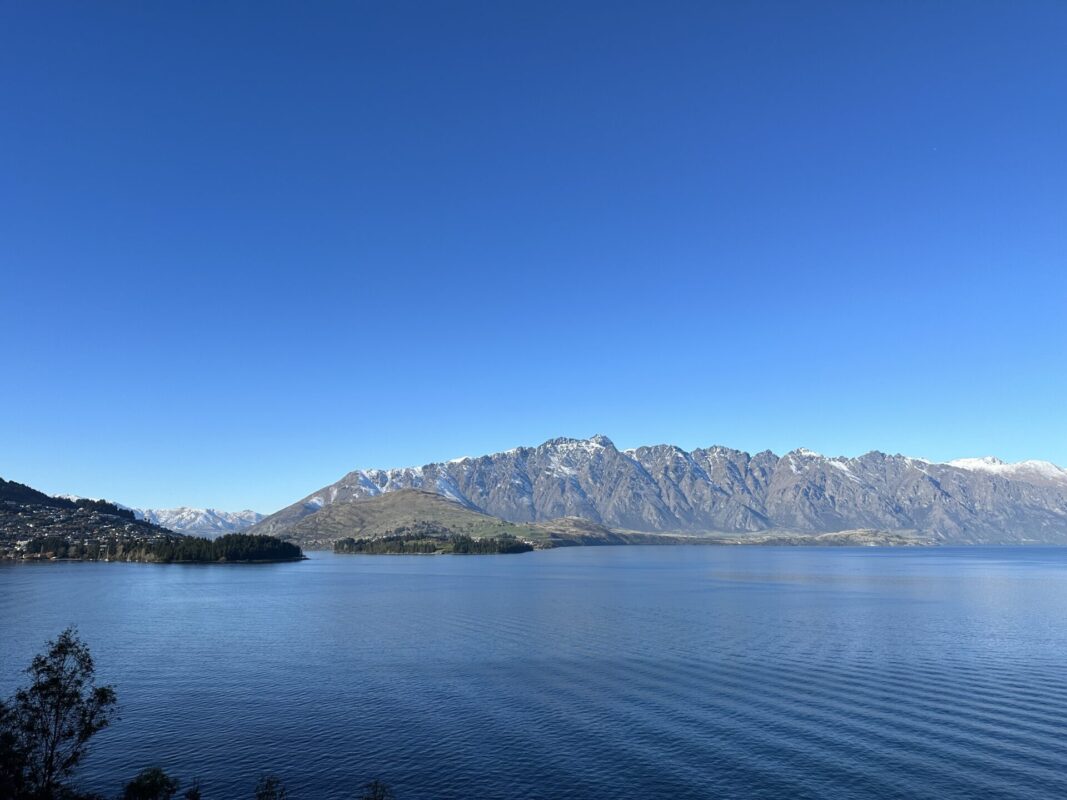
[3,478,78,508]
[248,436,1067,544]
[279,489,544,548]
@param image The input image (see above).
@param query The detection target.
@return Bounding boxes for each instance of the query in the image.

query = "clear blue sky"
[2,1,1065,512]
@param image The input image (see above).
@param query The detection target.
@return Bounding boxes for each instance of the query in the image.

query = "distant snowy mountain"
[57,495,263,537]
[135,507,264,537]
[247,435,1067,544]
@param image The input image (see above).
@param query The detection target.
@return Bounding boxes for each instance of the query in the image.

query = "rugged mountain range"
[248,435,1067,544]
[134,507,264,537]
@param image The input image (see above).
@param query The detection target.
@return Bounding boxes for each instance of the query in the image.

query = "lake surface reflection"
[3,546,1067,799]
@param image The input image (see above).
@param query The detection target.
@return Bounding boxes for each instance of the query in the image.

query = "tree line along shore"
[5,532,304,564]
[334,522,534,555]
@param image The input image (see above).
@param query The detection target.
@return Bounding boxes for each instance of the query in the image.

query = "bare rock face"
[248,436,1067,544]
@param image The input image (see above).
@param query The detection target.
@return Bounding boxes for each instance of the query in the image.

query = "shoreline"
[1,555,309,564]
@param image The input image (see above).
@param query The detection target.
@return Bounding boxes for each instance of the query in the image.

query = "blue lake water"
[3,546,1067,799]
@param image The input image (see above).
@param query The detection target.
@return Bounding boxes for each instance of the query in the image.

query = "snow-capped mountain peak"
[948,457,1067,484]
[949,456,1005,469]
[135,507,265,536]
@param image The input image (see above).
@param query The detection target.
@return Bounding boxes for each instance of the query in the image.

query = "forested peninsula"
[16,532,304,563]
[335,523,533,555]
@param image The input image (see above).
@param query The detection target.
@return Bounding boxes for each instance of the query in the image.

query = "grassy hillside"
[717,528,933,546]
[282,490,547,547]
[529,517,685,546]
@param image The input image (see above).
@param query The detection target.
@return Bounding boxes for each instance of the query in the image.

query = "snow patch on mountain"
[137,507,265,537]
[948,457,1067,483]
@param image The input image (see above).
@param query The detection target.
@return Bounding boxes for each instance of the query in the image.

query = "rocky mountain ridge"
[248,436,1067,544]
